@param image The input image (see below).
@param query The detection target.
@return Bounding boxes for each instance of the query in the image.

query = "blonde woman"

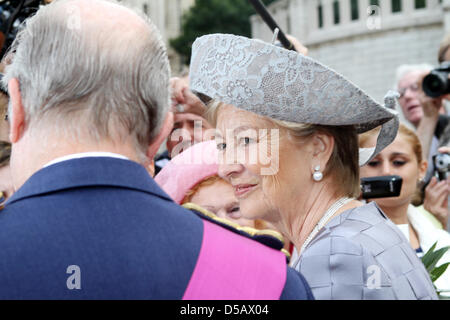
[360,124,450,296]
[189,33,437,299]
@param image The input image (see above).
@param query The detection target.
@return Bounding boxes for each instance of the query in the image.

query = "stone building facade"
[119,0,194,74]
[251,0,450,101]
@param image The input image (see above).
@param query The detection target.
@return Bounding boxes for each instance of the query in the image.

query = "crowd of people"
[0,0,448,300]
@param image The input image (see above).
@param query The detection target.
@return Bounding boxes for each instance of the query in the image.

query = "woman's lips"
[234,184,257,198]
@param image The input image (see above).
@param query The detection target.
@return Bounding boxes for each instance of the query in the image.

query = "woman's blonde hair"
[359,123,424,204]
[438,33,450,63]
[206,100,360,198]
[359,124,423,164]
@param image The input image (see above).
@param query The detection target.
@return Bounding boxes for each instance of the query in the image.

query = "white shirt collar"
[43,152,129,168]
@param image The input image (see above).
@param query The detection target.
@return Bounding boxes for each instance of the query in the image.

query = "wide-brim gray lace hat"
[189,33,399,166]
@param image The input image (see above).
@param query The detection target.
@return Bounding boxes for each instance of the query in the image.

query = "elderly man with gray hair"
[0,0,313,300]
[394,64,450,231]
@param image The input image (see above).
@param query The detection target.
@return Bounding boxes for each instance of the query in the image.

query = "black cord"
[4,0,26,40]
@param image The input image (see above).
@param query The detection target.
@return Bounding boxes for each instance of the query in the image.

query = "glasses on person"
[397,83,420,98]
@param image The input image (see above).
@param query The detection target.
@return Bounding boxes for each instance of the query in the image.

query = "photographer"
[425,146,450,232]
[417,71,449,174]
[395,64,448,162]
[360,124,450,297]
[417,79,449,231]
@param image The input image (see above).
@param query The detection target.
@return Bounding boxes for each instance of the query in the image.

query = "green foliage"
[170,0,276,64]
[431,262,450,283]
[421,241,450,298]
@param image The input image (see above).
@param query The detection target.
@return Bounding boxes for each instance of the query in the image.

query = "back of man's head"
[2,0,170,163]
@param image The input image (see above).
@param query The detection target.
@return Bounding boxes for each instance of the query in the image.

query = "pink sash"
[182,220,286,300]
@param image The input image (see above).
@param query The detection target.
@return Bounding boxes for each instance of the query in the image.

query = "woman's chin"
[374,196,409,209]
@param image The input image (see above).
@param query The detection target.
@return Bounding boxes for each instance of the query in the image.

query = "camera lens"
[434,153,450,174]
[423,72,449,97]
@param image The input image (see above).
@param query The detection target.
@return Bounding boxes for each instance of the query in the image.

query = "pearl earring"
[313,165,323,182]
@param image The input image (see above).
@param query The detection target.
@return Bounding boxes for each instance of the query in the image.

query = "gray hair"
[393,63,433,127]
[394,63,433,90]
[2,0,170,163]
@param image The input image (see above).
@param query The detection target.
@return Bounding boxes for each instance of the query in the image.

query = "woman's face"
[359,132,426,208]
[215,104,312,224]
[190,178,255,228]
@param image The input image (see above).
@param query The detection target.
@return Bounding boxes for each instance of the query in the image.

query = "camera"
[433,153,450,181]
[360,175,403,200]
[422,61,450,98]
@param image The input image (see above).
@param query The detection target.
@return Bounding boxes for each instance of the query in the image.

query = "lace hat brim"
[189,33,399,166]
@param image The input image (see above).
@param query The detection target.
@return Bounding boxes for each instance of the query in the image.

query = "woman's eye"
[393,160,406,166]
[227,207,241,219]
[217,142,226,151]
[239,137,254,146]
[367,161,380,167]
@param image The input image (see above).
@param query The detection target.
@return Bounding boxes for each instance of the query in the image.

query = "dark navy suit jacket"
[0,157,313,299]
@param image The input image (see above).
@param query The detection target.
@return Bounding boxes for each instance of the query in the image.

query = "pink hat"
[154,140,219,204]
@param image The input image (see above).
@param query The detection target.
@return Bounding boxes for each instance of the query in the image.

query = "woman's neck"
[377,201,410,225]
[273,181,360,253]
[374,201,421,249]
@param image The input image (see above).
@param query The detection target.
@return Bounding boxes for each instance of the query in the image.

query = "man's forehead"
[399,70,428,84]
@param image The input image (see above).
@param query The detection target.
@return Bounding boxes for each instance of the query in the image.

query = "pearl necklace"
[293,197,353,269]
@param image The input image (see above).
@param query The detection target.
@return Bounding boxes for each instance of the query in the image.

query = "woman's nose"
[381,162,392,175]
[218,163,244,181]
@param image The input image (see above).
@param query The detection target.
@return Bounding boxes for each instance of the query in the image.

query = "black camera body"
[423,61,450,98]
[433,153,450,181]
[360,175,403,200]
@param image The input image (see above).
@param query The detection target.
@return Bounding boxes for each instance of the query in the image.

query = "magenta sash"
[182,220,286,300]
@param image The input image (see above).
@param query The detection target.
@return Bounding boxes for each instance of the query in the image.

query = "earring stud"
[313,165,323,182]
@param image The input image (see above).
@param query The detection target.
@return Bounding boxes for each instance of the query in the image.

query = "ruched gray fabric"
[293,202,437,300]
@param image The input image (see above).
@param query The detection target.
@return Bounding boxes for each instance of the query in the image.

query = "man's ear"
[146,111,174,160]
[8,78,26,143]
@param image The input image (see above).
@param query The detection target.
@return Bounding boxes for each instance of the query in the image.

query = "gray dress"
[293,202,438,300]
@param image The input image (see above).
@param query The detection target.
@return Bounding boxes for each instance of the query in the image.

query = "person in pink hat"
[155,140,262,228]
